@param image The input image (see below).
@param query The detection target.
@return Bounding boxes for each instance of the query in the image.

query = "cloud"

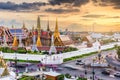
[105,16,120,18]
[81,18,93,21]
[82,14,120,19]
[0,0,87,13]
[38,15,49,17]
[92,0,120,9]
[45,8,80,14]
[49,0,89,7]
[0,1,46,11]
[82,14,105,18]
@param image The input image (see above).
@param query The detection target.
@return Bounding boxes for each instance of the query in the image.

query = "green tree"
[115,45,120,59]
[57,74,64,80]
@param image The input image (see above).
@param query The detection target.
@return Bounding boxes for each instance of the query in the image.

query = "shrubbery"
[57,74,64,80]
[16,47,27,53]
[63,47,78,53]
[77,77,87,80]
[0,47,14,53]
[19,76,35,80]
[65,73,71,78]
[5,59,40,63]
[57,74,87,80]
[63,52,97,62]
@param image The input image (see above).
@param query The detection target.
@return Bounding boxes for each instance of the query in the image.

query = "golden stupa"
[36,16,42,47]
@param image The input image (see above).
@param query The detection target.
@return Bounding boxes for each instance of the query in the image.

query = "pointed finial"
[37,16,41,35]
[12,25,14,28]
[32,25,35,31]
[55,18,59,33]
[47,18,50,31]
[22,22,26,28]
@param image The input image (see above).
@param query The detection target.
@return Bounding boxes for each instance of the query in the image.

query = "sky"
[0,0,120,32]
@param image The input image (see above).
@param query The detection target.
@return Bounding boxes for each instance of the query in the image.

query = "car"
[75,60,84,65]
[101,69,111,75]
[55,67,63,71]
[114,72,120,77]
[77,60,82,62]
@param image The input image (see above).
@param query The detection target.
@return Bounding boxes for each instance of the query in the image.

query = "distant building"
[60,35,74,46]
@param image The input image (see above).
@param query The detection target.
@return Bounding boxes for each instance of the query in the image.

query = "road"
[56,49,120,80]
[8,49,120,80]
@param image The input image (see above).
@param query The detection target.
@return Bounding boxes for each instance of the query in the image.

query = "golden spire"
[12,30,18,47]
[36,36,42,47]
[12,36,18,47]
[22,22,26,29]
[53,18,64,46]
[54,18,60,36]
[0,56,9,76]
[36,16,42,47]
[47,18,50,31]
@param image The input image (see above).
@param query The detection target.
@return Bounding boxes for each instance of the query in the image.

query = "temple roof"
[60,35,71,41]
[33,30,51,39]
[9,28,27,39]
[60,35,74,45]
[41,31,51,39]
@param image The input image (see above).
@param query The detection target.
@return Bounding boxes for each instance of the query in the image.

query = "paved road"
[106,56,120,71]
[56,50,120,80]
[8,49,120,80]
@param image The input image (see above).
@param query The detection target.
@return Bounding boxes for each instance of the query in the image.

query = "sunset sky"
[0,0,120,32]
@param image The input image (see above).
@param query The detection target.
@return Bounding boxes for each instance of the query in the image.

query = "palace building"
[0,16,74,51]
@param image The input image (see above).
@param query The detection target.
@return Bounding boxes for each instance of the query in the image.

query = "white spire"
[49,35,57,54]
[3,29,8,47]
[31,35,38,51]
[18,35,24,47]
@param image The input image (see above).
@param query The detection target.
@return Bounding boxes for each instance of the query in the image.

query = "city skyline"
[0,0,120,32]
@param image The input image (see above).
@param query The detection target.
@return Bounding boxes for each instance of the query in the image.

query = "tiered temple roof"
[53,19,64,46]
[9,28,27,39]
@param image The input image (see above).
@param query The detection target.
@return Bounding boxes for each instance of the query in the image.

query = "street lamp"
[92,59,95,80]
[98,46,101,64]
[98,53,101,64]
[84,61,87,79]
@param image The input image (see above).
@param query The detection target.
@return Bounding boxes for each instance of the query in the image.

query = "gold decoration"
[36,16,42,47]
[12,36,18,47]
[53,18,64,46]
[0,56,9,77]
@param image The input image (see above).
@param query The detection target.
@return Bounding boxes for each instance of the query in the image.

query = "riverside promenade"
[2,42,120,64]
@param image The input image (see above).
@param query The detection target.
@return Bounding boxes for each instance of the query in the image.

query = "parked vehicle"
[75,60,84,65]
[114,72,120,77]
[101,69,111,75]
[56,67,63,71]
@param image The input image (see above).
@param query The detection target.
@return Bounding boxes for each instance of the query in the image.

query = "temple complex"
[0,16,74,52]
